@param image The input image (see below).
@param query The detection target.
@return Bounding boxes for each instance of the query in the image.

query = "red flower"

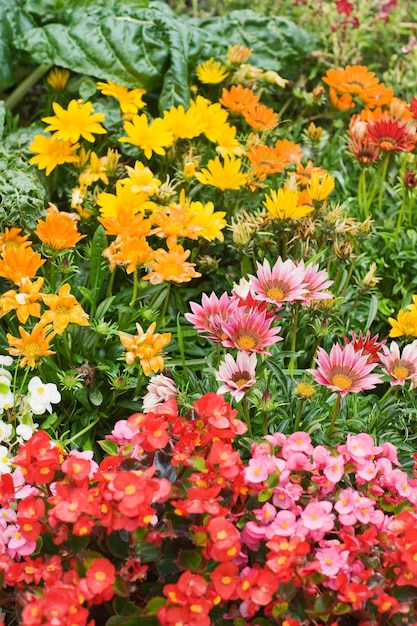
[343,330,386,363]
[86,558,116,595]
[367,117,415,152]
[209,562,240,601]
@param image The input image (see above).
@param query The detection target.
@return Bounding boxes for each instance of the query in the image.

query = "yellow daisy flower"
[195,154,247,191]
[308,172,335,202]
[263,187,313,220]
[118,113,174,159]
[196,58,230,84]
[29,135,80,175]
[162,104,204,140]
[120,161,161,196]
[189,200,227,242]
[189,97,229,143]
[42,100,106,143]
[46,67,70,91]
[96,80,146,116]
[96,181,155,218]
[119,322,171,375]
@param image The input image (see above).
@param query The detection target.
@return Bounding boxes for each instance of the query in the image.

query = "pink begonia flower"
[355,460,378,482]
[376,457,393,477]
[265,510,297,538]
[264,432,287,448]
[308,343,383,396]
[253,503,276,524]
[312,444,332,465]
[285,431,313,453]
[300,501,335,532]
[241,521,268,550]
[285,451,314,471]
[249,257,307,306]
[0,508,16,524]
[272,487,297,510]
[108,419,137,442]
[334,487,357,515]
[354,496,376,523]
[2,524,36,558]
[316,545,350,577]
[244,456,271,483]
[344,433,381,461]
[379,340,417,386]
[323,455,345,483]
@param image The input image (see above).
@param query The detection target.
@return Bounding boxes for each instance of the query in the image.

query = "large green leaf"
[0,0,36,87]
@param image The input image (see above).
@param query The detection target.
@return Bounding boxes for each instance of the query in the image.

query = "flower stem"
[5,64,53,110]
[156,283,171,331]
[379,385,393,404]
[293,399,304,432]
[327,393,341,439]
[395,192,409,238]
[106,268,116,299]
[242,396,253,439]
[129,269,139,308]
[288,303,300,376]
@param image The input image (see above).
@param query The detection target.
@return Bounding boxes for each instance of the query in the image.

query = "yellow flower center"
[237,335,257,350]
[234,377,249,387]
[393,365,409,379]
[331,374,353,390]
[266,287,285,301]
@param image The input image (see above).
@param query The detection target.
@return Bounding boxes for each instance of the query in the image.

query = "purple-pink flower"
[221,307,283,354]
[249,257,307,306]
[308,343,383,396]
[216,351,257,401]
[379,340,417,385]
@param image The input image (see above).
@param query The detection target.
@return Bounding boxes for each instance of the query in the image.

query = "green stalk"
[358,168,367,219]
[64,416,100,446]
[242,396,253,439]
[156,283,171,331]
[326,393,341,439]
[129,268,139,308]
[377,153,391,213]
[293,399,304,432]
[288,303,300,376]
[395,192,409,237]
[5,64,53,110]
[106,268,116,299]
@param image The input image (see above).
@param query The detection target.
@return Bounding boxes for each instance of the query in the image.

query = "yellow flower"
[388,309,417,338]
[96,181,154,218]
[41,283,89,335]
[262,187,313,220]
[227,44,252,64]
[46,67,70,90]
[35,204,86,251]
[143,243,201,285]
[119,113,174,159]
[189,200,227,242]
[78,151,109,187]
[215,124,245,157]
[0,277,44,323]
[196,58,230,84]
[29,135,80,175]
[120,161,161,196]
[195,154,247,191]
[42,100,106,143]
[308,172,335,202]
[162,104,204,140]
[96,80,146,116]
[119,322,171,375]
[7,322,55,368]
[189,97,229,143]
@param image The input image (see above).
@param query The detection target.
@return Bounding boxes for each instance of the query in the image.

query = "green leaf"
[176,549,203,572]
[134,542,160,563]
[333,602,352,615]
[106,616,159,626]
[0,1,35,88]
[88,386,103,406]
[106,531,129,559]
[365,294,379,330]
[258,489,273,502]
[143,597,166,617]
[87,224,108,310]
[98,439,119,455]
[187,456,208,473]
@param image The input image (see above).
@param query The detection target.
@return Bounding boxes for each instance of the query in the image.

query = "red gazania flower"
[343,330,386,363]
[367,117,415,152]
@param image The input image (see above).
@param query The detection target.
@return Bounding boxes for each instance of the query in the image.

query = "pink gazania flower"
[379,340,417,386]
[216,351,257,401]
[308,343,383,396]
[343,330,386,364]
[297,260,333,305]
[221,307,283,354]
[367,117,415,152]
[249,257,307,307]
[185,291,239,343]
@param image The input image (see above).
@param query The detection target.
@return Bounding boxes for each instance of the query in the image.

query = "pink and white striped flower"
[249,257,307,306]
[297,260,333,305]
[221,307,283,354]
[379,340,417,386]
[185,291,239,343]
[308,343,383,396]
[216,351,257,401]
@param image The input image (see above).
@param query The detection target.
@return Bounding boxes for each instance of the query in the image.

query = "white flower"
[0,356,13,367]
[27,377,61,415]
[142,374,177,413]
[0,391,14,413]
[0,421,13,442]
[0,445,11,473]
[16,423,38,441]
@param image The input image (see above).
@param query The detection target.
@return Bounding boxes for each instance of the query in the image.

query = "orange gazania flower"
[119,322,171,375]
[219,85,260,114]
[143,243,201,285]
[242,104,279,131]
[288,160,328,187]
[35,204,86,251]
[0,277,44,323]
[275,139,303,165]
[151,203,198,247]
[103,236,155,274]
[246,144,288,178]
[323,65,393,110]
[98,209,152,238]
[0,228,31,252]
[7,322,55,368]
[0,245,45,285]
[41,284,89,334]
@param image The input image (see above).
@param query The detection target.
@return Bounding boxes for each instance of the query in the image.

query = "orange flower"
[219,85,260,114]
[151,202,198,246]
[41,284,89,334]
[242,104,279,131]
[0,277,44,323]
[35,204,86,251]
[119,322,171,375]
[103,236,155,274]
[0,228,31,252]
[274,139,303,165]
[288,160,327,187]
[98,209,153,238]
[323,65,393,110]
[246,144,288,178]
[143,244,201,285]
[0,245,45,285]
[7,322,55,368]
